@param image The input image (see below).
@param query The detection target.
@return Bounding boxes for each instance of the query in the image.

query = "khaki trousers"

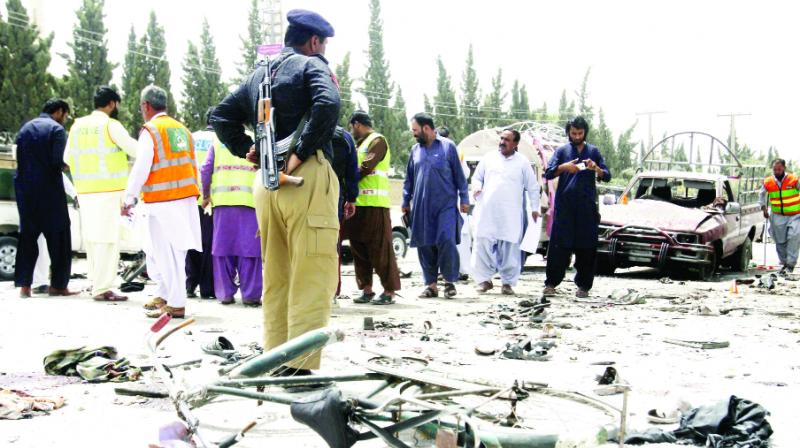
[255,151,339,370]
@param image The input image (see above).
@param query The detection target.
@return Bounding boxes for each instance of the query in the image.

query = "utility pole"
[635,110,667,152]
[717,112,751,153]
[261,0,283,45]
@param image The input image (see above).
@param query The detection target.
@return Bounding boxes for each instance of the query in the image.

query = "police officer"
[211,9,340,375]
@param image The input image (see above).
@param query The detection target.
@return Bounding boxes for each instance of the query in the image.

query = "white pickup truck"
[0,146,141,281]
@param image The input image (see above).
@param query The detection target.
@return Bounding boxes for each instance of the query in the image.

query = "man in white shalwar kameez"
[471,129,540,295]
[65,87,138,301]
[123,85,201,318]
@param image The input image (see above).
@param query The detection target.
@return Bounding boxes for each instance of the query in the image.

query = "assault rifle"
[256,57,304,190]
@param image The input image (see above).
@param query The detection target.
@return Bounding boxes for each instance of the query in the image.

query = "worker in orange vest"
[122,85,201,318]
[760,158,800,276]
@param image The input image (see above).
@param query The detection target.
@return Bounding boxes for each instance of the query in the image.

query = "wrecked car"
[596,132,764,280]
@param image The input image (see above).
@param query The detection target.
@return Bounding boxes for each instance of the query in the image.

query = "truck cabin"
[627,176,731,210]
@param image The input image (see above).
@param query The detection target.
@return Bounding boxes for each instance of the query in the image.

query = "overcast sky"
[9,0,797,161]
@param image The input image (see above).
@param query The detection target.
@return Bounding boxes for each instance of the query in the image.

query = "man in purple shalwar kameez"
[402,113,470,299]
[200,136,262,306]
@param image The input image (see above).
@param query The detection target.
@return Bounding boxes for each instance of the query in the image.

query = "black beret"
[287,9,334,38]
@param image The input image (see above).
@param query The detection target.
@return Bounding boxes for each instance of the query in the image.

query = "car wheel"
[0,236,18,281]
[696,251,718,281]
[392,230,408,259]
[731,237,753,272]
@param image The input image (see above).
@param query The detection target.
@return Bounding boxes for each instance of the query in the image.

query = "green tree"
[594,109,616,172]
[459,44,482,136]
[766,146,779,167]
[510,80,521,120]
[237,0,263,81]
[423,94,432,113]
[0,10,8,108]
[335,52,354,129]
[363,0,393,134]
[0,0,55,132]
[557,89,570,124]
[517,84,531,121]
[433,56,460,140]
[533,101,548,122]
[575,67,593,119]
[119,26,143,131]
[180,18,224,131]
[60,0,114,118]
[483,68,505,127]
[387,86,414,173]
[615,122,637,174]
[142,12,176,116]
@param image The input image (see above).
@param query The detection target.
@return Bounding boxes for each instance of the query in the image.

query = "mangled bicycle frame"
[146,315,618,448]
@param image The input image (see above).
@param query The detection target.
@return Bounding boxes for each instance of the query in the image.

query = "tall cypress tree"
[575,67,593,120]
[120,26,143,132]
[423,94,432,113]
[594,109,615,171]
[181,18,224,131]
[62,0,114,118]
[482,68,505,128]
[518,84,531,121]
[143,12,176,116]
[388,86,414,173]
[459,44,482,136]
[334,52,354,129]
[237,0,263,81]
[0,0,55,132]
[433,56,459,140]
[616,123,637,174]
[557,89,569,124]
[364,0,393,134]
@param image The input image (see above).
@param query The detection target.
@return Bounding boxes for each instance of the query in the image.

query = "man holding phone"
[542,116,611,298]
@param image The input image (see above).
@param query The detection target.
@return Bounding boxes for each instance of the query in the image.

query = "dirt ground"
[1,242,797,447]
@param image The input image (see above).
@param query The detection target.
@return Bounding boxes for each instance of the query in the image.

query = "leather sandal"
[93,290,129,302]
[443,283,457,299]
[143,297,166,310]
[418,287,438,298]
[145,305,185,319]
[370,293,395,305]
[353,292,376,304]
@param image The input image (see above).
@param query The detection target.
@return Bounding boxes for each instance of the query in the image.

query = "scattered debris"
[363,317,374,331]
[0,388,65,420]
[663,338,729,350]
[501,339,555,361]
[43,346,142,382]
[611,396,772,446]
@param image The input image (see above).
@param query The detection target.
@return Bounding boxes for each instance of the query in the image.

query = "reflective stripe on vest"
[192,130,214,206]
[210,136,256,208]
[355,132,391,208]
[764,174,800,215]
[67,114,129,194]
[141,115,199,203]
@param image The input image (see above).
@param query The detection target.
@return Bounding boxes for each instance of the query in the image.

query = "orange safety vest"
[141,115,199,203]
[764,173,800,216]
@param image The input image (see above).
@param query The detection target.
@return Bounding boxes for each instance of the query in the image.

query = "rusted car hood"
[601,199,724,237]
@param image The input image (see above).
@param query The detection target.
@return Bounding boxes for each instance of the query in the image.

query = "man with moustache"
[65,86,138,301]
[402,113,469,299]
[542,116,610,298]
[471,129,540,296]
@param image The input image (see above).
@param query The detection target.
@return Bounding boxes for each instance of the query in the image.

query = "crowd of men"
[12,9,799,375]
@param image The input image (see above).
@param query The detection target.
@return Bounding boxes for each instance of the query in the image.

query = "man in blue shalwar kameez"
[402,113,469,299]
[543,116,611,299]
